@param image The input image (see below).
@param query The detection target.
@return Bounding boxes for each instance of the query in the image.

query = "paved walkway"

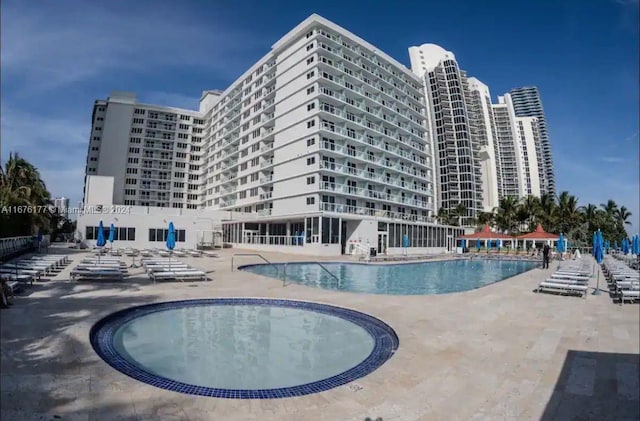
[1,247,638,420]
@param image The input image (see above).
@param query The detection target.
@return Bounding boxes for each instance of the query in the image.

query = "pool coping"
[90,298,399,399]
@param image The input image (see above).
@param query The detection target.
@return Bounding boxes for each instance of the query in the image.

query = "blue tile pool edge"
[90,298,399,399]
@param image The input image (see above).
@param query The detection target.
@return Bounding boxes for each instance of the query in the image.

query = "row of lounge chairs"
[0,254,71,295]
[70,256,128,281]
[0,237,35,260]
[142,258,208,283]
[603,255,639,305]
[138,248,218,258]
[536,258,591,298]
[142,257,208,283]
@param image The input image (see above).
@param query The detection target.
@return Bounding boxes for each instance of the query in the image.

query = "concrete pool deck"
[1,247,638,421]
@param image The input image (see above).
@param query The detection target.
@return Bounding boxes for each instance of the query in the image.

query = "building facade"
[408,44,484,226]
[52,197,70,219]
[80,15,465,256]
[508,86,555,197]
[493,94,541,199]
[83,91,206,210]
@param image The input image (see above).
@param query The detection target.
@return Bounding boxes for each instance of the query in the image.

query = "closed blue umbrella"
[593,229,604,295]
[166,222,176,270]
[592,232,597,257]
[109,223,115,250]
[476,240,481,251]
[96,221,106,247]
[461,238,466,249]
[557,233,565,254]
[166,222,176,251]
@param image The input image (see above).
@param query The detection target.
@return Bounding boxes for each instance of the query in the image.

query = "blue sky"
[2,0,638,231]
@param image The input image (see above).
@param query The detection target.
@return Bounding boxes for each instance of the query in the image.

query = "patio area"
[1,246,638,420]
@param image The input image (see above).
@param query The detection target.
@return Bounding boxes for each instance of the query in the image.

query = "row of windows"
[85,226,136,241]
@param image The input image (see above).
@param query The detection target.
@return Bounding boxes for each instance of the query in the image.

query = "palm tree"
[600,200,618,218]
[0,153,53,236]
[615,206,632,226]
[580,203,599,234]
[476,211,495,228]
[493,196,519,233]
[537,193,557,232]
[518,195,540,232]
[556,191,581,235]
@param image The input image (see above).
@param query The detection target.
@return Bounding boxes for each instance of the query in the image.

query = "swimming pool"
[90,298,398,399]
[240,259,538,295]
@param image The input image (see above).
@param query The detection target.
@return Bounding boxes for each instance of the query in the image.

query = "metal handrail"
[283,262,339,287]
[232,253,279,275]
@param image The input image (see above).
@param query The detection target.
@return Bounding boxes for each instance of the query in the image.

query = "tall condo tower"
[408,44,485,226]
[508,86,555,197]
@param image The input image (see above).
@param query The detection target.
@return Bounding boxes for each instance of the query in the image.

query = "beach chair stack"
[70,255,128,281]
[0,254,71,294]
[141,257,208,283]
[602,256,639,304]
[536,258,591,298]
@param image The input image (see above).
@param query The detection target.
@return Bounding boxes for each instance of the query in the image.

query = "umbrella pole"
[592,258,601,295]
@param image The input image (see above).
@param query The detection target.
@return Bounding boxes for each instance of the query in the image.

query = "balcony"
[319,202,433,223]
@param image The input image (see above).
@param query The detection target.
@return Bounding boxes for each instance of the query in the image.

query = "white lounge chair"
[537,281,588,298]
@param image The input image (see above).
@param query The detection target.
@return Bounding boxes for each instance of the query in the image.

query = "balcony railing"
[320,202,434,223]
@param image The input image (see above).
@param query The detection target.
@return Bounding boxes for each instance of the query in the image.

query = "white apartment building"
[84,91,206,210]
[52,196,70,219]
[408,44,484,226]
[493,94,541,199]
[467,78,501,212]
[80,15,465,256]
[509,86,555,197]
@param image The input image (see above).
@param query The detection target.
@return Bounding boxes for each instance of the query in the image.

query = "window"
[306,57,314,65]
[148,228,186,242]
[307,157,316,165]
[307,86,315,95]
[306,43,314,51]
[306,197,315,205]
[306,176,315,185]
[306,71,315,79]
[307,102,315,111]
[307,137,315,146]
[307,120,315,128]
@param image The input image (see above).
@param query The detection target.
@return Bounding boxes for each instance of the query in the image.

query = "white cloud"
[600,156,626,163]
[1,1,263,92]
[0,106,89,205]
[138,92,201,111]
[1,0,265,207]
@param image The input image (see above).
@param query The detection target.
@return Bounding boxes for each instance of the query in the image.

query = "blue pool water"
[90,299,398,398]
[241,259,538,295]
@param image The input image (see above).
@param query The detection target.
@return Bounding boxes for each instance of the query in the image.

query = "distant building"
[52,197,70,219]
[508,86,555,197]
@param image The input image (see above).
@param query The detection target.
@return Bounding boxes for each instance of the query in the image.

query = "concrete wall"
[77,207,229,250]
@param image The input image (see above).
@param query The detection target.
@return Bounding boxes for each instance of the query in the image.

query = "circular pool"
[90,298,398,398]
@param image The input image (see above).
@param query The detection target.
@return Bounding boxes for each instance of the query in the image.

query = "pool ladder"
[231,253,279,275]
[282,262,340,288]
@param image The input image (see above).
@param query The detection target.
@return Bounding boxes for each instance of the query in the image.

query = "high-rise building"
[83,91,205,209]
[508,86,555,197]
[467,77,501,212]
[408,44,484,226]
[52,196,70,219]
[80,15,464,256]
[493,94,541,199]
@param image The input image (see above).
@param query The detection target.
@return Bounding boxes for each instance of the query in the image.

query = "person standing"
[542,244,551,269]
